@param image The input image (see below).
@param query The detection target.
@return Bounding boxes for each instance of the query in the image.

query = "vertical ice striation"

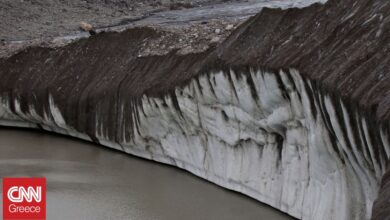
[0,68,387,220]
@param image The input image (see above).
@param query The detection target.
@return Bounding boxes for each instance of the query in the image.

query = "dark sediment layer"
[0,0,389,219]
[0,28,214,145]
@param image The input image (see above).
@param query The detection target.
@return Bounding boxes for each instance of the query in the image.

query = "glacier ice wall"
[1,68,388,220]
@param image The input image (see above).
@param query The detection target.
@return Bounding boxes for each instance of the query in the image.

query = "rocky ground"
[138,20,239,56]
[0,0,251,58]
[0,0,239,40]
[0,0,323,57]
[0,0,252,58]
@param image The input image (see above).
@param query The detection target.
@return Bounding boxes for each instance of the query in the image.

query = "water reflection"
[0,128,294,220]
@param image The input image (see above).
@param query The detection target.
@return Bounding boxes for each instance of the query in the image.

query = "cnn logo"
[3,177,46,220]
[7,186,42,203]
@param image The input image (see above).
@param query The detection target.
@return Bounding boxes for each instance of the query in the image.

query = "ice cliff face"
[0,0,389,219]
[1,67,388,220]
[128,68,388,220]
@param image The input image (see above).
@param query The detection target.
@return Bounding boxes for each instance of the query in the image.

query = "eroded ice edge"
[0,68,388,220]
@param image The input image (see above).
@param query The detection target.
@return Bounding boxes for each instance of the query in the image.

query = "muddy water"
[0,128,293,220]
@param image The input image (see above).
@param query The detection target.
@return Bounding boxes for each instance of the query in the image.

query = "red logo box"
[3,177,46,220]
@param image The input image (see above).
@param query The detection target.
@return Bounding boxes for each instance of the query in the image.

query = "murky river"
[0,128,293,220]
